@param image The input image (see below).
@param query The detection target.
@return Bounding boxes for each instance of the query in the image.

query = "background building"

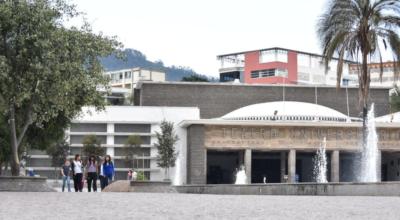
[27,106,200,182]
[105,67,166,90]
[134,81,390,119]
[349,62,399,87]
[217,47,355,85]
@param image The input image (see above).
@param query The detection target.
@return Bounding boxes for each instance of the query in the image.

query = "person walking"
[86,155,98,192]
[98,157,106,191]
[71,154,83,192]
[103,155,115,188]
[61,159,72,192]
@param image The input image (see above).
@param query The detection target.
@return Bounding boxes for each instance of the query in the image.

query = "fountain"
[360,103,379,182]
[313,137,328,183]
[235,165,247,184]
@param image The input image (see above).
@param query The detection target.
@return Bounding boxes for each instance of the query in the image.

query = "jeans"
[62,175,71,192]
[99,175,106,191]
[87,172,98,192]
[73,173,83,192]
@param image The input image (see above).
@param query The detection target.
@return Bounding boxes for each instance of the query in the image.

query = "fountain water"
[235,165,247,184]
[360,103,379,182]
[313,137,328,183]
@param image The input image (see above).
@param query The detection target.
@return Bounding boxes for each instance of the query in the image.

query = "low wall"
[0,176,56,192]
[175,182,400,196]
[130,181,176,193]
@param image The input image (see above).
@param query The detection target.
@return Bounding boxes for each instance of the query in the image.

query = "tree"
[0,0,121,175]
[46,141,70,180]
[82,135,105,161]
[155,120,179,180]
[390,84,400,113]
[318,0,400,144]
[124,135,142,168]
[181,74,210,82]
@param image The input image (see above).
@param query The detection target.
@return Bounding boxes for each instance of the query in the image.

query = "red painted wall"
[244,51,298,84]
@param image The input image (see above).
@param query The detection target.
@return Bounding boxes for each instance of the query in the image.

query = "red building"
[217,47,355,85]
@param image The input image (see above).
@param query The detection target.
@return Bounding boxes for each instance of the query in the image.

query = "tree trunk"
[361,52,370,149]
[9,106,20,176]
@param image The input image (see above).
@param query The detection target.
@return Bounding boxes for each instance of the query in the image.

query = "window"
[276,50,288,62]
[251,68,288,78]
[251,72,260,78]
[298,54,310,67]
[124,71,131,79]
[260,50,275,63]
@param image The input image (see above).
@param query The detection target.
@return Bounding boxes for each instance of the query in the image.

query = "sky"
[70,0,328,77]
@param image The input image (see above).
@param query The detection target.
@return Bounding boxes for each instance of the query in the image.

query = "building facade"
[180,102,400,184]
[349,62,399,87]
[217,47,355,85]
[27,106,200,182]
[134,81,390,119]
[105,67,165,90]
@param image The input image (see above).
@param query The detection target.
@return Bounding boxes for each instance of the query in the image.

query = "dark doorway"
[207,150,241,184]
[251,152,282,183]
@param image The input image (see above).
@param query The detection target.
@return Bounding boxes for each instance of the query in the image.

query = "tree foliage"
[155,120,178,178]
[46,141,70,168]
[318,0,400,142]
[124,135,142,168]
[82,135,105,161]
[181,74,210,82]
[0,0,121,175]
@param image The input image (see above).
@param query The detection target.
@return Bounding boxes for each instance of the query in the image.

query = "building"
[180,101,400,184]
[349,62,399,87]
[27,106,200,182]
[134,81,390,119]
[217,47,355,85]
[105,67,166,90]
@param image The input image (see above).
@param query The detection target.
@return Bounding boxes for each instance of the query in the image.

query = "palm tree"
[318,0,400,143]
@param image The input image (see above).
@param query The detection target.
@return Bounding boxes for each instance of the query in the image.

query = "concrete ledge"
[130,180,176,193]
[175,182,400,196]
[0,176,56,192]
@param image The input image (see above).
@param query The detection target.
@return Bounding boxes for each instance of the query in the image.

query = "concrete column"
[331,150,340,182]
[377,150,382,182]
[288,149,296,183]
[244,149,252,184]
[280,152,286,182]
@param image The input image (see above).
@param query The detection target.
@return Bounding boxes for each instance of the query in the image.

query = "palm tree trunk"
[361,51,369,149]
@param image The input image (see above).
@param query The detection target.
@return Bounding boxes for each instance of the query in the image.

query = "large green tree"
[0,0,121,175]
[318,0,400,143]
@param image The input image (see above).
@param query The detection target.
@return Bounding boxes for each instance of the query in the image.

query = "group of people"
[61,154,115,192]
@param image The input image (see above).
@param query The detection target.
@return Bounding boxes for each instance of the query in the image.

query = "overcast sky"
[71,0,328,77]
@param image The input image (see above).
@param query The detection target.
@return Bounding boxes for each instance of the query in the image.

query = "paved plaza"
[0,192,399,220]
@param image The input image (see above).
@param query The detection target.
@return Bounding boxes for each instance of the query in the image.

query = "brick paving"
[0,192,399,220]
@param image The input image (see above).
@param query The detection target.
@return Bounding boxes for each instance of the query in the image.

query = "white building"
[105,67,166,90]
[28,106,200,182]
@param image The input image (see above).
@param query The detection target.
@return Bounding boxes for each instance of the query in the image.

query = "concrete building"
[105,67,166,90]
[349,62,399,87]
[27,106,200,182]
[134,81,390,119]
[180,101,400,184]
[217,47,356,85]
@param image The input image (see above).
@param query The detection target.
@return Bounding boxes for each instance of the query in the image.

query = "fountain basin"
[175,182,400,196]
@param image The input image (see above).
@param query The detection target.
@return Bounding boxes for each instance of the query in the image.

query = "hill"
[100,49,210,81]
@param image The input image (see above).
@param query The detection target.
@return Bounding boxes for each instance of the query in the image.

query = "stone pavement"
[0,192,399,220]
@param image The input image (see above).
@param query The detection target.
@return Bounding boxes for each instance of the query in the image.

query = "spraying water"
[313,137,328,183]
[360,103,379,182]
[173,156,181,185]
[235,165,247,184]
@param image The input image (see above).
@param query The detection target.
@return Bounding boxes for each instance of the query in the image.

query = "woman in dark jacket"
[86,155,98,192]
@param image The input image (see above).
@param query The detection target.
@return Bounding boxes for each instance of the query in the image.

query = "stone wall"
[135,82,390,119]
[187,125,206,184]
[176,182,400,196]
[0,176,55,192]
